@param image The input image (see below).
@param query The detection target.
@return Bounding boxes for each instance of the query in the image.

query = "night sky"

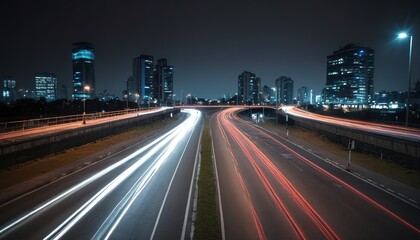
[1,0,419,99]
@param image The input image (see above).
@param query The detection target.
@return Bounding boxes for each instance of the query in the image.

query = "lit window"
[72,49,94,60]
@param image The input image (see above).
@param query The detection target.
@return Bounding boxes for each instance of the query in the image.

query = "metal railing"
[0,107,158,134]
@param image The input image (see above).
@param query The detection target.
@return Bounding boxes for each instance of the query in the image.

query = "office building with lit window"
[275,76,294,105]
[72,42,95,99]
[132,55,154,105]
[298,86,312,105]
[35,73,57,101]
[325,43,374,106]
[1,76,16,103]
[155,58,174,106]
[238,71,261,105]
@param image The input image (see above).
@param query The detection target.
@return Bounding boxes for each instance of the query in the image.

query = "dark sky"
[1,0,419,99]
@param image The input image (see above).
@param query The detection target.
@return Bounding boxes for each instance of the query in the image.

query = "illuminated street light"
[124,94,129,111]
[83,85,90,124]
[398,32,408,39]
[397,32,413,127]
[135,93,139,110]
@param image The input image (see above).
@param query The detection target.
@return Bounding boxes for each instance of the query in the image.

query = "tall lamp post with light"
[135,93,139,110]
[125,94,129,112]
[82,85,90,124]
[397,32,413,127]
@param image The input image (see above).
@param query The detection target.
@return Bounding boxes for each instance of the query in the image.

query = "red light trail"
[234,108,420,235]
[217,108,340,239]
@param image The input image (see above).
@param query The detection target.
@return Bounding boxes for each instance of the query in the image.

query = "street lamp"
[397,32,413,127]
[83,85,90,124]
[135,93,139,110]
[125,94,129,111]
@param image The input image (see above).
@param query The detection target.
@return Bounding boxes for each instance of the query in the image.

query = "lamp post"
[135,93,139,110]
[83,85,90,124]
[125,94,129,111]
[398,32,413,127]
[148,96,151,109]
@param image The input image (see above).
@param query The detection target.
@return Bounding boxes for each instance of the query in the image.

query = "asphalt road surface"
[211,108,420,239]
[0,109,203,239]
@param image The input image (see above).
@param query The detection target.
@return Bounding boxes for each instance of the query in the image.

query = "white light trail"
[45,109,200,239]
[0,109,199,239]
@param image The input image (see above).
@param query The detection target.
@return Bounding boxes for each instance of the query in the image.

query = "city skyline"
[1,0,419,99]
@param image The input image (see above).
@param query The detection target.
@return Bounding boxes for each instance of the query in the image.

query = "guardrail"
[0,107,158,133]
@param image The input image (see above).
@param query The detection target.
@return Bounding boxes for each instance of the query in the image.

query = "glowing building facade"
[1,77,16,103]
[325,43,374,106]
[238,71,261,105]
[275,76,294,105]
[155,58,174,106]
[132,55,154,104]
[35,73,57,101]
[72,42,95,99]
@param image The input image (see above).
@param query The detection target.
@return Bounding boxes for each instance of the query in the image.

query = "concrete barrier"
[277,112,420,168]
[0,109,179,168]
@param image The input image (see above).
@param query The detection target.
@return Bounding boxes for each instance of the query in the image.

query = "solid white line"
[181,115,203,240]
[46,126,181,240]
[251,122,420,210]
[150,110,201,240]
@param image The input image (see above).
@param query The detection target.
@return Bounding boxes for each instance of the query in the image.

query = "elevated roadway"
[280,106,420,167]
[0,107,178,167]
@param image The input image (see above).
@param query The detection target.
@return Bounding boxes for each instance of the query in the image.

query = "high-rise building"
[238,71,261,105]
[155,58,174,106]
[1,76,16,103]
[72,42,95,99]
[297,86,311,105]
[262,85,275,104]
[275,76,294,105]
[325,43,374,106]
[132,55,154,105]
[35,72,57,101]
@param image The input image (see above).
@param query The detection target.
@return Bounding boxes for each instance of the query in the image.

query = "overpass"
[278,106,420,168]
[0,107,178,167]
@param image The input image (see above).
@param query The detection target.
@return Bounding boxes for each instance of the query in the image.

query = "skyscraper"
[155,58,174,106]
[72,42,95,99]
[132,55,154,105]
[35,72,57,101]
[297,86,310,105]
[275,76,294,105]
[325,43,374,106]
[238,71,261,105]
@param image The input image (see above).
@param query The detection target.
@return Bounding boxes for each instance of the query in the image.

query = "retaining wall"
[277,112,420,168]
[0,109,179,168]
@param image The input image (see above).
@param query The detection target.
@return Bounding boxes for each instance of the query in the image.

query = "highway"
[211,108,420,239]
[283,106,420,142]
[0,109,202,239]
